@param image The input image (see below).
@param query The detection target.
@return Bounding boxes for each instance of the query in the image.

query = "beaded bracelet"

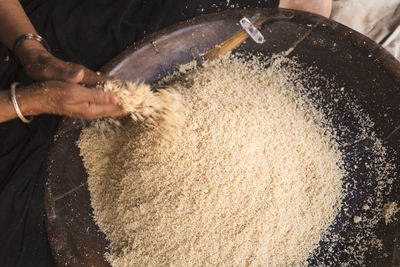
[10,82,33,123]
[12,33,51,63]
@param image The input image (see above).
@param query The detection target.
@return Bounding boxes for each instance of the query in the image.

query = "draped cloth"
[331,0,400,60]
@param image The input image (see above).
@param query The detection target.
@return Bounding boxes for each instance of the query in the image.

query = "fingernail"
[112,94,119,104]
[75,69,84,76]
[71,69,84,83]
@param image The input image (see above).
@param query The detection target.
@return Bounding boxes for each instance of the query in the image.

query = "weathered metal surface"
[45,8,400,266]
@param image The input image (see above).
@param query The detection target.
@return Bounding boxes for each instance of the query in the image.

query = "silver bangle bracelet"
[10,82,33,123]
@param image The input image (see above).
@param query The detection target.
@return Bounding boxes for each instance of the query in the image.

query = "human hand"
[16,40,107,86]
[18,80,126,120]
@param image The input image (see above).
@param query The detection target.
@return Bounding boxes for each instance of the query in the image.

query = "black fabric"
[0,0,279,266]
[21,0,280,70]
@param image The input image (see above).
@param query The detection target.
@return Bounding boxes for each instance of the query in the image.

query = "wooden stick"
[203,17,266,60]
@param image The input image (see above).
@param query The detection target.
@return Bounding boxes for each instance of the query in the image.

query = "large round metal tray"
[45,8,400,266]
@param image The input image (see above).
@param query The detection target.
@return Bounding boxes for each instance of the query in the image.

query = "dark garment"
[0,0,279,266]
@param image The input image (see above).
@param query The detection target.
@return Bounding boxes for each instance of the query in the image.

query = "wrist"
[16,40,49,67]
[15,84,47,116]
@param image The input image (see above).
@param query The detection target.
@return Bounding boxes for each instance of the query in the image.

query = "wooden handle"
[203,17,266,60]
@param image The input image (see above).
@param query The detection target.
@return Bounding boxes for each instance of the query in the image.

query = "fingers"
[77,87,119,105]
[42,61,112,87]
[80,68,113,87]
[26,55,130,119]
[45,60,86,83]
[24,51,113,86]
[40,80,127,119]
[66,67,84,83]
[81,103,127,120]
[68,85,127,119]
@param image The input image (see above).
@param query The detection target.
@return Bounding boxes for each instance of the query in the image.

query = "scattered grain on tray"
[79,54,397,266]
[79,55,345,266]
[362,204,370,211]
[353,216,362,223]
[383,202,399,224]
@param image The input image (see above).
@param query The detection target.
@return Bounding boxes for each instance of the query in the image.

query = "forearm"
[279,0,332,18]
[0,0,37,48]
[0,87,44,123]
[0,0,47,64]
